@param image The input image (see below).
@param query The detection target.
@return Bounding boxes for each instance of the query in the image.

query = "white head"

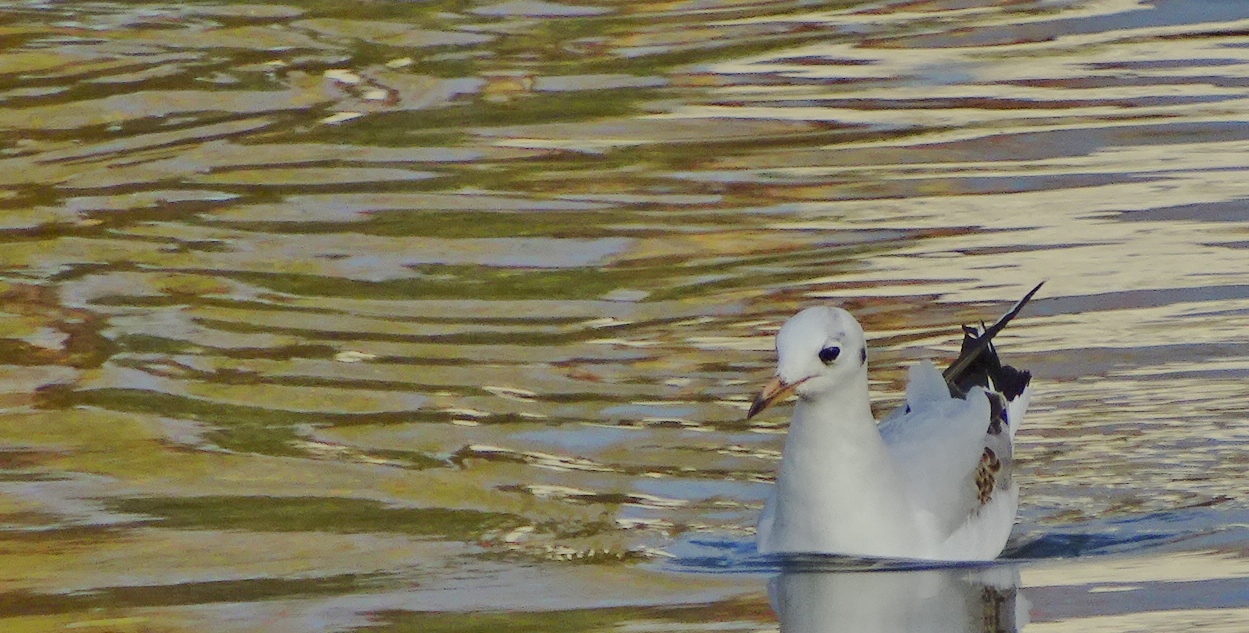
[747,306,869,418]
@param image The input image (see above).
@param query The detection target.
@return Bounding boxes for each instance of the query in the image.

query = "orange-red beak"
[746,376,806,419]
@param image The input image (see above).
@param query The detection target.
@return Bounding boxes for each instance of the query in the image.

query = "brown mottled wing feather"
[974,448,1000,505]
[976,426,1013,508]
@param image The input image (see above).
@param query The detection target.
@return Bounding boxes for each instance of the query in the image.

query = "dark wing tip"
[943,282,1043,398]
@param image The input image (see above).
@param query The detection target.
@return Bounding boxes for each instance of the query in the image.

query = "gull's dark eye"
[818,346,840,364]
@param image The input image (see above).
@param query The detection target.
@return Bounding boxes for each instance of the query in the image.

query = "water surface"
[1,0,1248,630]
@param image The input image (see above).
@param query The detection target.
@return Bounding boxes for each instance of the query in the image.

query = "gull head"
[747,306,867,419]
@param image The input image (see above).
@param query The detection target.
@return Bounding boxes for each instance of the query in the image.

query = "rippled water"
[1,0,1248,630]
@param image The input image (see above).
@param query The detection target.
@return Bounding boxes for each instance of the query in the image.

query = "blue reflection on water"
[664,505,1249,575]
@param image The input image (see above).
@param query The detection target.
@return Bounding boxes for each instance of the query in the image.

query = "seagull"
[749,283,1043,561]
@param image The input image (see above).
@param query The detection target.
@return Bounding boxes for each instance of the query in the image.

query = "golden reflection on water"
[0,0,1247,630]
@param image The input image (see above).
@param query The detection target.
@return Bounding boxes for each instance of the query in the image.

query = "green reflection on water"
[363,599,767,633]
[0,574,383,618]
[228,268,624,301]
[64,387,434,455]
[112,496,524,538]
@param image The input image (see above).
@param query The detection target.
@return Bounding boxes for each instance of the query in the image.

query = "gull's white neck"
[764,369,929,557]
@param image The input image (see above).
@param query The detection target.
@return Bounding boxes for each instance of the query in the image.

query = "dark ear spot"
[859,347,867,366]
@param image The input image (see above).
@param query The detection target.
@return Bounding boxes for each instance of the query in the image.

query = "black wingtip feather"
[943,282,1042,401]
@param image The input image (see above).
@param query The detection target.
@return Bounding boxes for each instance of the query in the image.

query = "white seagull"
[749,283,1043,561]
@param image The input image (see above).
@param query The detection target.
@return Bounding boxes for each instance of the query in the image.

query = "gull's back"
[877,326,1033,558]
[878,289,1040,559]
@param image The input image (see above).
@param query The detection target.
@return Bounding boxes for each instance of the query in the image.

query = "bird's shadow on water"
[765,560,1028,633]
[663,543,1031,633]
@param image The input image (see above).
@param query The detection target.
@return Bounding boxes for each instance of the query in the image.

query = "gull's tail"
[943,281,1044,400]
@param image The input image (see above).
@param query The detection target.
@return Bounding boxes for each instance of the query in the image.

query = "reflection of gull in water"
[749,284,1043,560]
[770,563,1029,633]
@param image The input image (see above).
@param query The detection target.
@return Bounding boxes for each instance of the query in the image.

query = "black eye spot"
[818,346,840,364]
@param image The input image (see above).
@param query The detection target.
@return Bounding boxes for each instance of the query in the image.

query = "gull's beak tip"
[746,394,767,420]
[745,376,795,420]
